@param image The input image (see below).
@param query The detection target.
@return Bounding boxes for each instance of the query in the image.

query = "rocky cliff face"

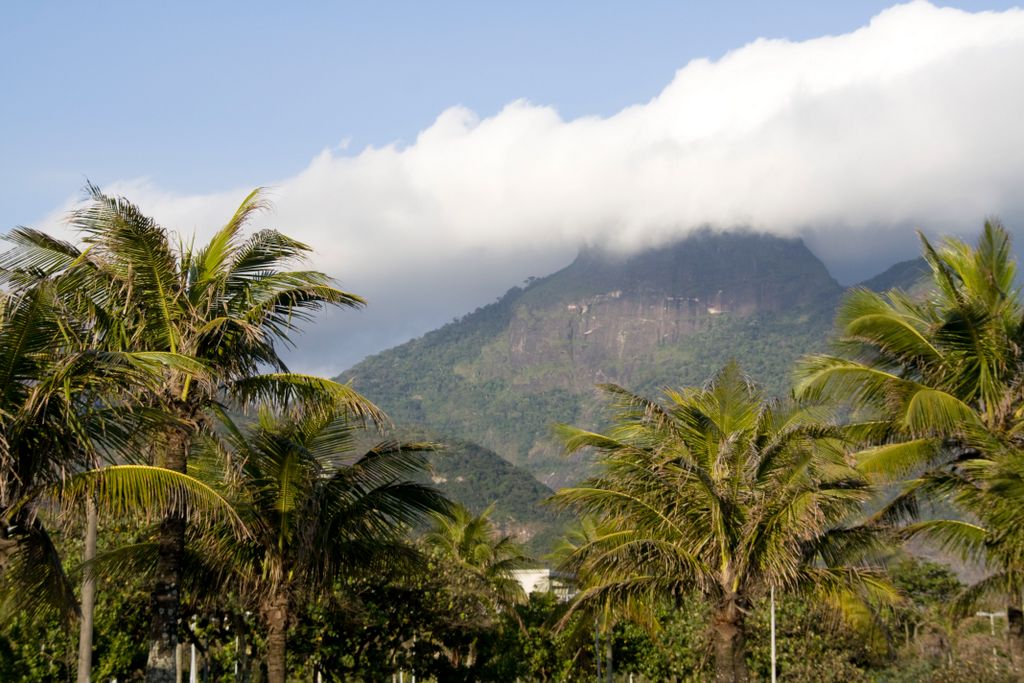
[458,231,842,393]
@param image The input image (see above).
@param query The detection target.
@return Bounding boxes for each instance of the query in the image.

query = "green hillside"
[422,438,565,554]
[341,232,924,487]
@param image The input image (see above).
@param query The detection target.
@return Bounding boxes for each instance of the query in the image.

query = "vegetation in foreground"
[1,186,1024,680]
[552,363,895,682]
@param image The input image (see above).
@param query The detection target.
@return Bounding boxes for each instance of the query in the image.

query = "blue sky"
[3,2,1024,373]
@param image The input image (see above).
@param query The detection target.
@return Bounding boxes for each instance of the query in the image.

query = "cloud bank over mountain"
[47,1,1024,372]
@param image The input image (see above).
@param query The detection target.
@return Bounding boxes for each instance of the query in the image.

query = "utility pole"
[771,586,777,683]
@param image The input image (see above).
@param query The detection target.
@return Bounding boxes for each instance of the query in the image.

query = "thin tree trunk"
[147,430,189,683]
[76,498,98,683]
[265,592,289,683]
[712,596,749,683]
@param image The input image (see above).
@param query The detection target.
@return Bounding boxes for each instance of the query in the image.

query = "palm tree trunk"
[265,592,289,683]
[76,497,98,683]
[147,431,189,683]
[711,595,749,683]
[147,512,185,682]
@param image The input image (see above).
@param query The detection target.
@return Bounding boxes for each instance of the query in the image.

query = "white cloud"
[45,1,1024,373]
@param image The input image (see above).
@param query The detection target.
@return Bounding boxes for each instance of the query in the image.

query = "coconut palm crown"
[426,502,530,611]
[188,400,450,683]
[551,363,894,683]
[796,220,1024,623]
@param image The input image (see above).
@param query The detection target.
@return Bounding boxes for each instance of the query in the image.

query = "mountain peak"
[540,230,841,309]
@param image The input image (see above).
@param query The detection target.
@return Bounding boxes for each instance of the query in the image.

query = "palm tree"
[187,398,450,683]
[795,221,1024,641]
[423,503,530,672]
[426,503,530,610]
[0,283,130,573]
[551,363,894,683]
[549,517,632,682]
[0,185,380,681]
[0,280,244,682]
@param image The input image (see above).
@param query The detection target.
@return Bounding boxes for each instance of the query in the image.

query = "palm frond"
[949,571,1019,617]
[856,439,941,480]
[0,518,79,625]
[901,519,989,563]
[229,373,387,426]
[72,187,184,353]
[191,188,271,287]
[56,465,246,537]
[0,227,83,283]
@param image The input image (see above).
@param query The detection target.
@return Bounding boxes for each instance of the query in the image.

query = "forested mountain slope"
[856,257,929,292]
[421,438,563,554]
[341,231,923,486]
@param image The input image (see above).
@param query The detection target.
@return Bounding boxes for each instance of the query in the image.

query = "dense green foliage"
[0,521,157,682]
[9,548,1015,682]
[4,186,1023,683]
[347,307,584,472]
[628,306,835,396]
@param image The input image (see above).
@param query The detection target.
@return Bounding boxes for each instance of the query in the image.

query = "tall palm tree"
[796,221,1021,452]
[188,398,450,683]
[796,220,1024,644]
[0,185,380,681]
[551,363,894,683]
